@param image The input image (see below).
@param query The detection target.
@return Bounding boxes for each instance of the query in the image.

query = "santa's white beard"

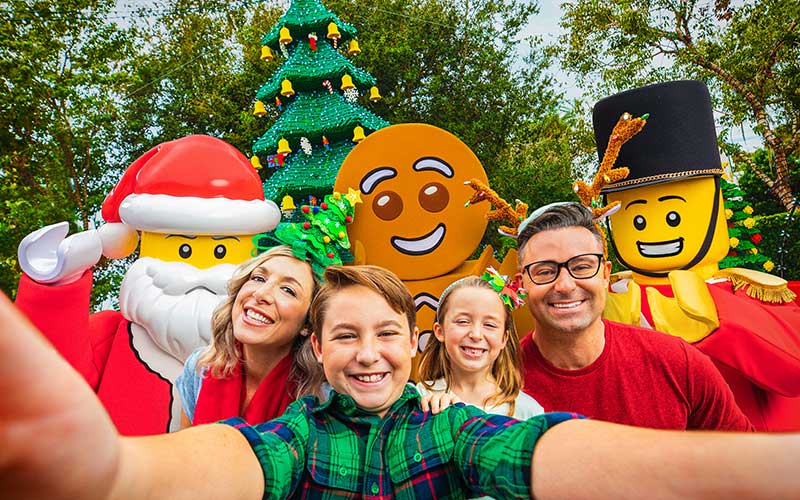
[119,257,235,363]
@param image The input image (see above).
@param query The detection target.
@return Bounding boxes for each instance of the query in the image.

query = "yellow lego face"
[606,176,729,279]
[334,124,489,280]
[139,232,257,269]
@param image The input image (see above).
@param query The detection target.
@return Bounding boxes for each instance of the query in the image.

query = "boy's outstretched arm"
[531,419,800,499]
[0,292,264,500]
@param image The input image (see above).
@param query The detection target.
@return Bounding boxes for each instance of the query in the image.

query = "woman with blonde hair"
[417,270,543,418]
[177,245,325,426]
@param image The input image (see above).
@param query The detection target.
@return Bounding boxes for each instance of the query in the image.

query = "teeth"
[637,238,683,257]
[552,301,582,309]
[354,373,385,383]
[246,309,272,324]
[461,346,485,356]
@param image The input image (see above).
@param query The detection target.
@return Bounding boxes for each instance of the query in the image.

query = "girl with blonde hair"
[417,271,542,418]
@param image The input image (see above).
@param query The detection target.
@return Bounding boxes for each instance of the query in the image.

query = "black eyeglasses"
[522,253,604,285]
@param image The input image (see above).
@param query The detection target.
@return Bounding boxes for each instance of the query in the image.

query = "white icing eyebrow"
[413,157,453,178]
[360,167,397,194]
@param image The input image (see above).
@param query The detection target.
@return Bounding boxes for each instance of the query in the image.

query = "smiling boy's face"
[311,285,418,417]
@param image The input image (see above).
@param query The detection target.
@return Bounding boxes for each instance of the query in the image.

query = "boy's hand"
[420,392,462,414]
[0,292,120,500]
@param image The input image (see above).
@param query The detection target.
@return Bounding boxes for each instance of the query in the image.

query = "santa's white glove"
[18,222,138,285]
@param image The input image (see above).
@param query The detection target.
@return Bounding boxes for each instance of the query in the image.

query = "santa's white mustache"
[119,257,237,363]
[145,259,233,296]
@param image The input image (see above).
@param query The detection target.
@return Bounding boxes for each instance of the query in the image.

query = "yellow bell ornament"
[280,79,295,97]
[352,126,366,143]
[340,74,355,90]
[253,100,267,116]
[260,45,274,61]
[279,27,293,45]
[369,86,382,102]
[281,195,296,212]
[348,40,361,55]
[277,138,292,155]
[327,22,341,39]
[278,139,292,155]
[250,155,263,170]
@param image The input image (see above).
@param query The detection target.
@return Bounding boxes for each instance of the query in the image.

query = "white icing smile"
[391,224,446,255]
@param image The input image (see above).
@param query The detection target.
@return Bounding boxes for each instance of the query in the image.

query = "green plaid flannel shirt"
[225,384,577,499]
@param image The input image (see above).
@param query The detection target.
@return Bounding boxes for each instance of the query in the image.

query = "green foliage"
[738,150,800,215]
[756,211,800,280]
[0,0,137,298]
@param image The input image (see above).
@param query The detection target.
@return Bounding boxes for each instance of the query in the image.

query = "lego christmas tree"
[719,178,776,273]
[251,0,389,204]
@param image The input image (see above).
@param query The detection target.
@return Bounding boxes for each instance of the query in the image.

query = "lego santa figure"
[16,135,279,435]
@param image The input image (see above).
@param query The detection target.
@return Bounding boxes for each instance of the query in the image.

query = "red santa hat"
[102,135,280,235]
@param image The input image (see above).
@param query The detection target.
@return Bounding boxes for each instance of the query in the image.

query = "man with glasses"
[516,202,752,430]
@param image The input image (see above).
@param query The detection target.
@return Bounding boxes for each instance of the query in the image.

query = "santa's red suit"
[15,135,279,435]
[611,278,800,431]
[16,271,176,434]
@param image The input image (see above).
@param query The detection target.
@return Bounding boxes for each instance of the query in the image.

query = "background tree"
[557,0,800,211]
[0,0,137,300]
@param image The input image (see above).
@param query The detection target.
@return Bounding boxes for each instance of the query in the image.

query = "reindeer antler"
[464,178,529,237]
[573,112,648,219]
[573,112,648,256]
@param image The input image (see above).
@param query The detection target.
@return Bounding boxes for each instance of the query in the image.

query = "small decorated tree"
[254,189,362,276]
[251,0,389,205]
[720,178,776,273]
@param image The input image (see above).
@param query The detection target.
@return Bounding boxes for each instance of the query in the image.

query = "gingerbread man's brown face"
[335,124,489,280]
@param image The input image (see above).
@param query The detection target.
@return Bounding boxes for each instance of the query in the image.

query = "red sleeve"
[15,271,122,389]
[700,283,800,397]
[684,341,754,432]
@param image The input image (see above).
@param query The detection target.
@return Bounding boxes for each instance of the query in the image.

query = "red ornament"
[320,202,328,210]
[345,216,353,223]
[751,233,762,244]
[308,33,317,51]
[301,205,310,214]
[303,222,311,229]
[327,252,335,258]
[727,250,738,257]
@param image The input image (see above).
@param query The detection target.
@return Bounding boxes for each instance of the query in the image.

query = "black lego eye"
[214,244,227,259]
[666,211,681,227]
[179,243,192,259]
[633,215,647,231]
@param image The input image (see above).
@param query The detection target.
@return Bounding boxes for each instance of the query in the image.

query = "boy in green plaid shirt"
[2,265,800,500]
[224,265,577,499]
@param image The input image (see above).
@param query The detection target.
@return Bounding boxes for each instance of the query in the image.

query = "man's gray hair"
[517,202,604,263]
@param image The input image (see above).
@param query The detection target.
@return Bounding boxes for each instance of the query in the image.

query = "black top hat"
[593,80,723,193]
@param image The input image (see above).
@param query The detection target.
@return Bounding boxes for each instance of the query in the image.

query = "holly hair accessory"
[253,188,362,277]
[480,267,527,310]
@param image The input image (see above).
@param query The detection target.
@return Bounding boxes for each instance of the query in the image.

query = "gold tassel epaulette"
[713,268,797,304]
